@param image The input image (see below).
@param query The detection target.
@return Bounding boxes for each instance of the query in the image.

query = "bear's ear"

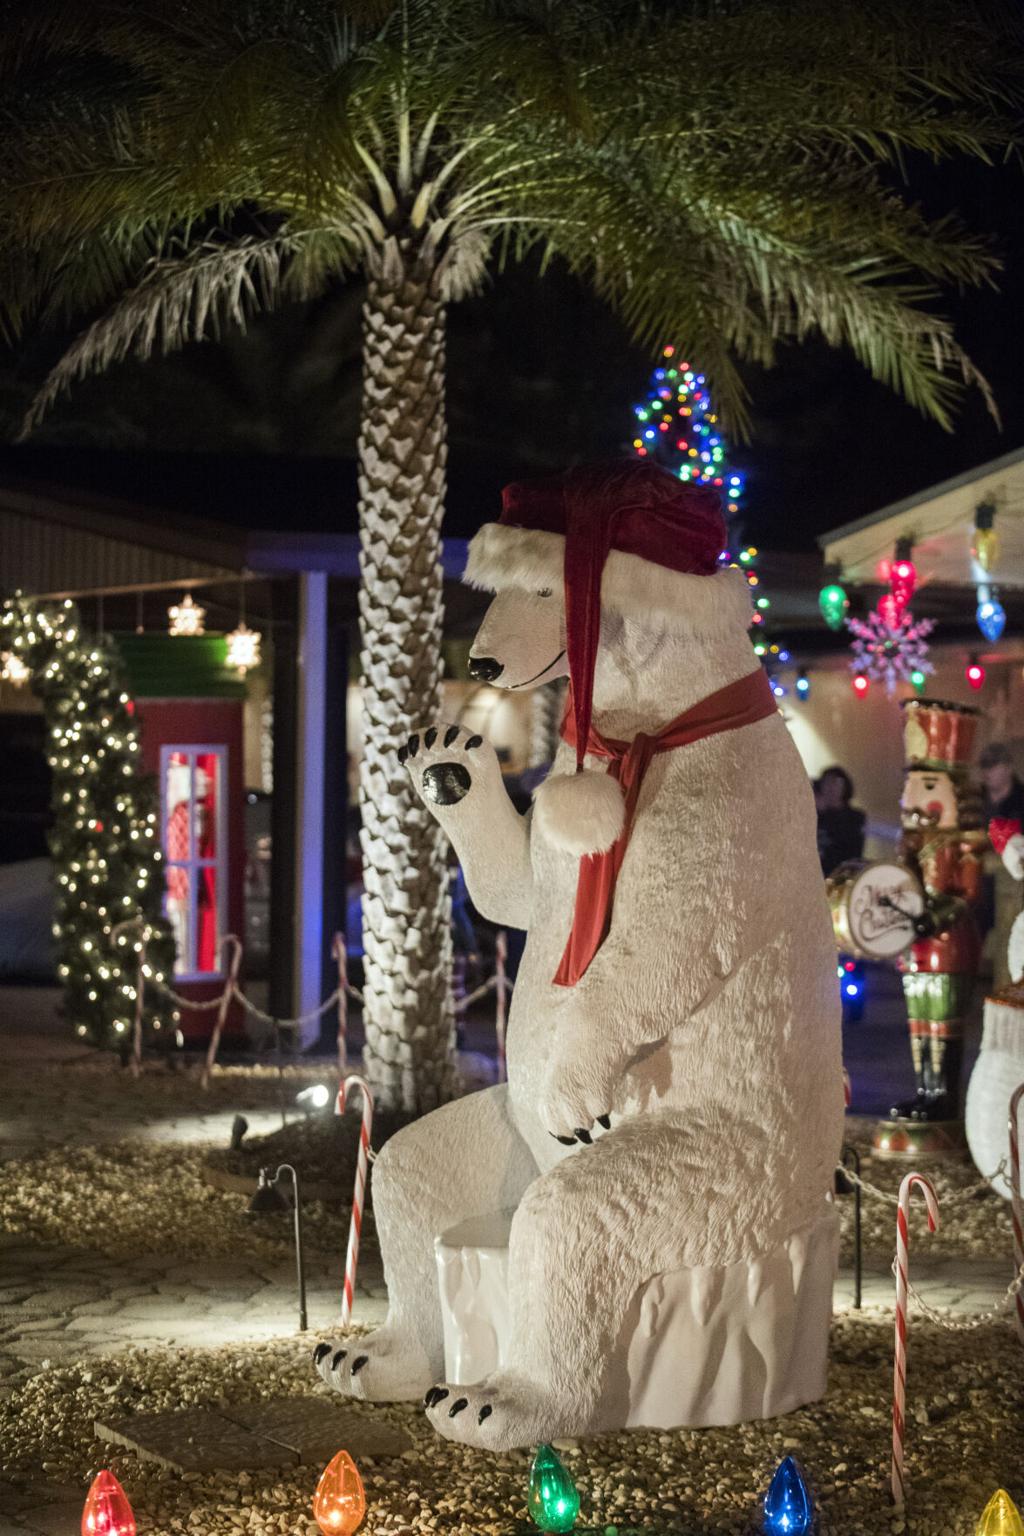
[534,768,625,856]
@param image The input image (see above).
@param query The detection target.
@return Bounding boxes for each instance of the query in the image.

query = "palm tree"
[0,0,1019,1109]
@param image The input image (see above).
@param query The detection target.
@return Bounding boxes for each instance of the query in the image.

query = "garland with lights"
[0,594,175,1050]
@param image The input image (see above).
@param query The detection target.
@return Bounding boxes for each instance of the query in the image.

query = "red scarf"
[552,667,778,987]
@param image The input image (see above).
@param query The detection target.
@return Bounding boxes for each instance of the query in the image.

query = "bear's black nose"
[468,655,504,682]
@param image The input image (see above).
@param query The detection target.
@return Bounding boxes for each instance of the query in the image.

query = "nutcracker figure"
[876,698,985,1156]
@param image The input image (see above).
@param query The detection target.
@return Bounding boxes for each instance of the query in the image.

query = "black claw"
[449,1397,468,1417]
[424,727,438,748]
[350,1355,368,1374]
[574,1128,593,1144]
[397,745,408,765]
[313,1343,331,1365]
[424,1385,449,1408]
[407,733,420,757]
[444,725,460,747]
[331,1349,347,1370]
[478,1404,493,1424]
[553,1133,577,1146]
[465,734,483,750]
[596,1114,611,1130]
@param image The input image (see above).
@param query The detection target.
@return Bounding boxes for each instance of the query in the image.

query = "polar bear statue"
[315,461,843,1450]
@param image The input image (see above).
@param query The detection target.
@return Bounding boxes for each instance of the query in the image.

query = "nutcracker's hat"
[902,697,980,772]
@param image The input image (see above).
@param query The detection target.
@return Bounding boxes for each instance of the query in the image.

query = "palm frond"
[20,228,356,437]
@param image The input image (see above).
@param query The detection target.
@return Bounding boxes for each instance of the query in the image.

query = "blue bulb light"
[845,982,860,998]
[977,596,1006,643]
[763,1456,812,1536]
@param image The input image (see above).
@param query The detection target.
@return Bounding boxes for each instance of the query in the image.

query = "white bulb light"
[168,592,206,637]
[226,621,262,675]
[1,651,30,686]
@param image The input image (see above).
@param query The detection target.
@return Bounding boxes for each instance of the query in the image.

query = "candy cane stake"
[332,932,348,1077]
[1009,1082,1024,1346]
[891,1171,940,1509]
[337,1073,374,1326]
[201,934,243,1089]
[495,930,508,1083]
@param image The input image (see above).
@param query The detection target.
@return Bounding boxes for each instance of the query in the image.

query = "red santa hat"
[465,460,752,855]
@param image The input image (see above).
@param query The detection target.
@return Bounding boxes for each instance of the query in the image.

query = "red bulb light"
[852,674,869,697]
[82,1471,136,1536]
[966,661,986,690]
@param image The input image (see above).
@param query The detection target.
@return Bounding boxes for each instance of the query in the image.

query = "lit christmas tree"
[1,595,176,1051]
[631,345,744,542]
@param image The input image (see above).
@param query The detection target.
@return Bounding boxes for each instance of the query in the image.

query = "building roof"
[819,444,1024,590]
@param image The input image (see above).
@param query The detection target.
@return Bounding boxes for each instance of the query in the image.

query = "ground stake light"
[762,1455,813,1535]
[976,1489,1024,1536]
[81,1469,136,1536]
[312,1448,366,1534]
[528,1443,580,1533]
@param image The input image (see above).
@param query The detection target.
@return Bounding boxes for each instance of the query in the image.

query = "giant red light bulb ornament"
[81,1470,136,1536]
[966,658,986,691]
[889,538,917,612]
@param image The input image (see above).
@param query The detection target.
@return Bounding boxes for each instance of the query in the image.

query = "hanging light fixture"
[0,650,30,686]
[226,576,262,676]
[168,592,206,637]
[972,499,1000,574]
[976,586,1006,643]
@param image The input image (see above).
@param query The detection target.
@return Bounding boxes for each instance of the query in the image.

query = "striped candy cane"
[1009,1082,1024,1346]
[201,934,243,1089]
[891,1171,940,1508]
[331,932,348,1077]
[495,930,508,1083]
[337,1073,374,1327]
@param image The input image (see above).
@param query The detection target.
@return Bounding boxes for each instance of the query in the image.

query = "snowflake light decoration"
[847,608,935,695]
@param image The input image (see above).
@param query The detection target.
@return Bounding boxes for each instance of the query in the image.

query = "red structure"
[119,635,246,1043]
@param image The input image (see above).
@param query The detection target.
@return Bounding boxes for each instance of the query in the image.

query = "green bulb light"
[911,668,926,692]
[818,581,849,632]
[528,1444,580,1533]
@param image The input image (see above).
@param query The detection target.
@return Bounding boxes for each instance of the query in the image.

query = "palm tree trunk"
[357,271,456,1112]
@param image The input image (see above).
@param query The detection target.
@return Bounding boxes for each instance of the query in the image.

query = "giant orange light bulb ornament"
[81,1470,136,1536]
[313,1449,366,1535]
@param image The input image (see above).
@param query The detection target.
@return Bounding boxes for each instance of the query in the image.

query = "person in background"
[979,741,1024,990]
[815,765,866,877]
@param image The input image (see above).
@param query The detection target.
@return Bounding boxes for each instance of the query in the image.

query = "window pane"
[195,751,219,860]
[165,751,192,862]
[166,864,191,976]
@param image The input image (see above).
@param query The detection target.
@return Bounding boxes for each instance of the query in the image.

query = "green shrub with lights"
[1,594,176,1050]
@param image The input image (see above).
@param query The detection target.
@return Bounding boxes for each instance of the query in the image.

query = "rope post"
[336,1073,374,1327]
[201,934,243,1090]
[332,931,348,1078]
[891,1171,940,1510]
[1009,1082,1024,1346]
[839,1143,863,1309]
[495,930,508,1082]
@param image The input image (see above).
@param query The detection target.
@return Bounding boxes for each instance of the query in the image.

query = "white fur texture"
[316,579,843,1452]
[1001,832,1024,882]
[465,523,752,635]
[533,768,625,855]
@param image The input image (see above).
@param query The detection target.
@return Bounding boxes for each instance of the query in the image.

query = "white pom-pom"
[533,769,626,856]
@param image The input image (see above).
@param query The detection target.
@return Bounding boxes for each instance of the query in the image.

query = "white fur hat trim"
[465,523,752,635]
[533,768,626,857]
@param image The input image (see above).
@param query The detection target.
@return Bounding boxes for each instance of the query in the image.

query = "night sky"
[2,152,1021,555]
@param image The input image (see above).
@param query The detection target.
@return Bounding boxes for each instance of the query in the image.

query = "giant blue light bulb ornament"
[976,586,1006,643]
[763,1456,813,1535]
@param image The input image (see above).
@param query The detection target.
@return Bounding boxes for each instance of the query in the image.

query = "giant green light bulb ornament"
[528,1444,580,1533]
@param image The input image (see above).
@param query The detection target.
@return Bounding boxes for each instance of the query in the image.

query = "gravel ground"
[0,1313,1018,1536]
[0,1142,377,1271]
[839,1118,1013,1265]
